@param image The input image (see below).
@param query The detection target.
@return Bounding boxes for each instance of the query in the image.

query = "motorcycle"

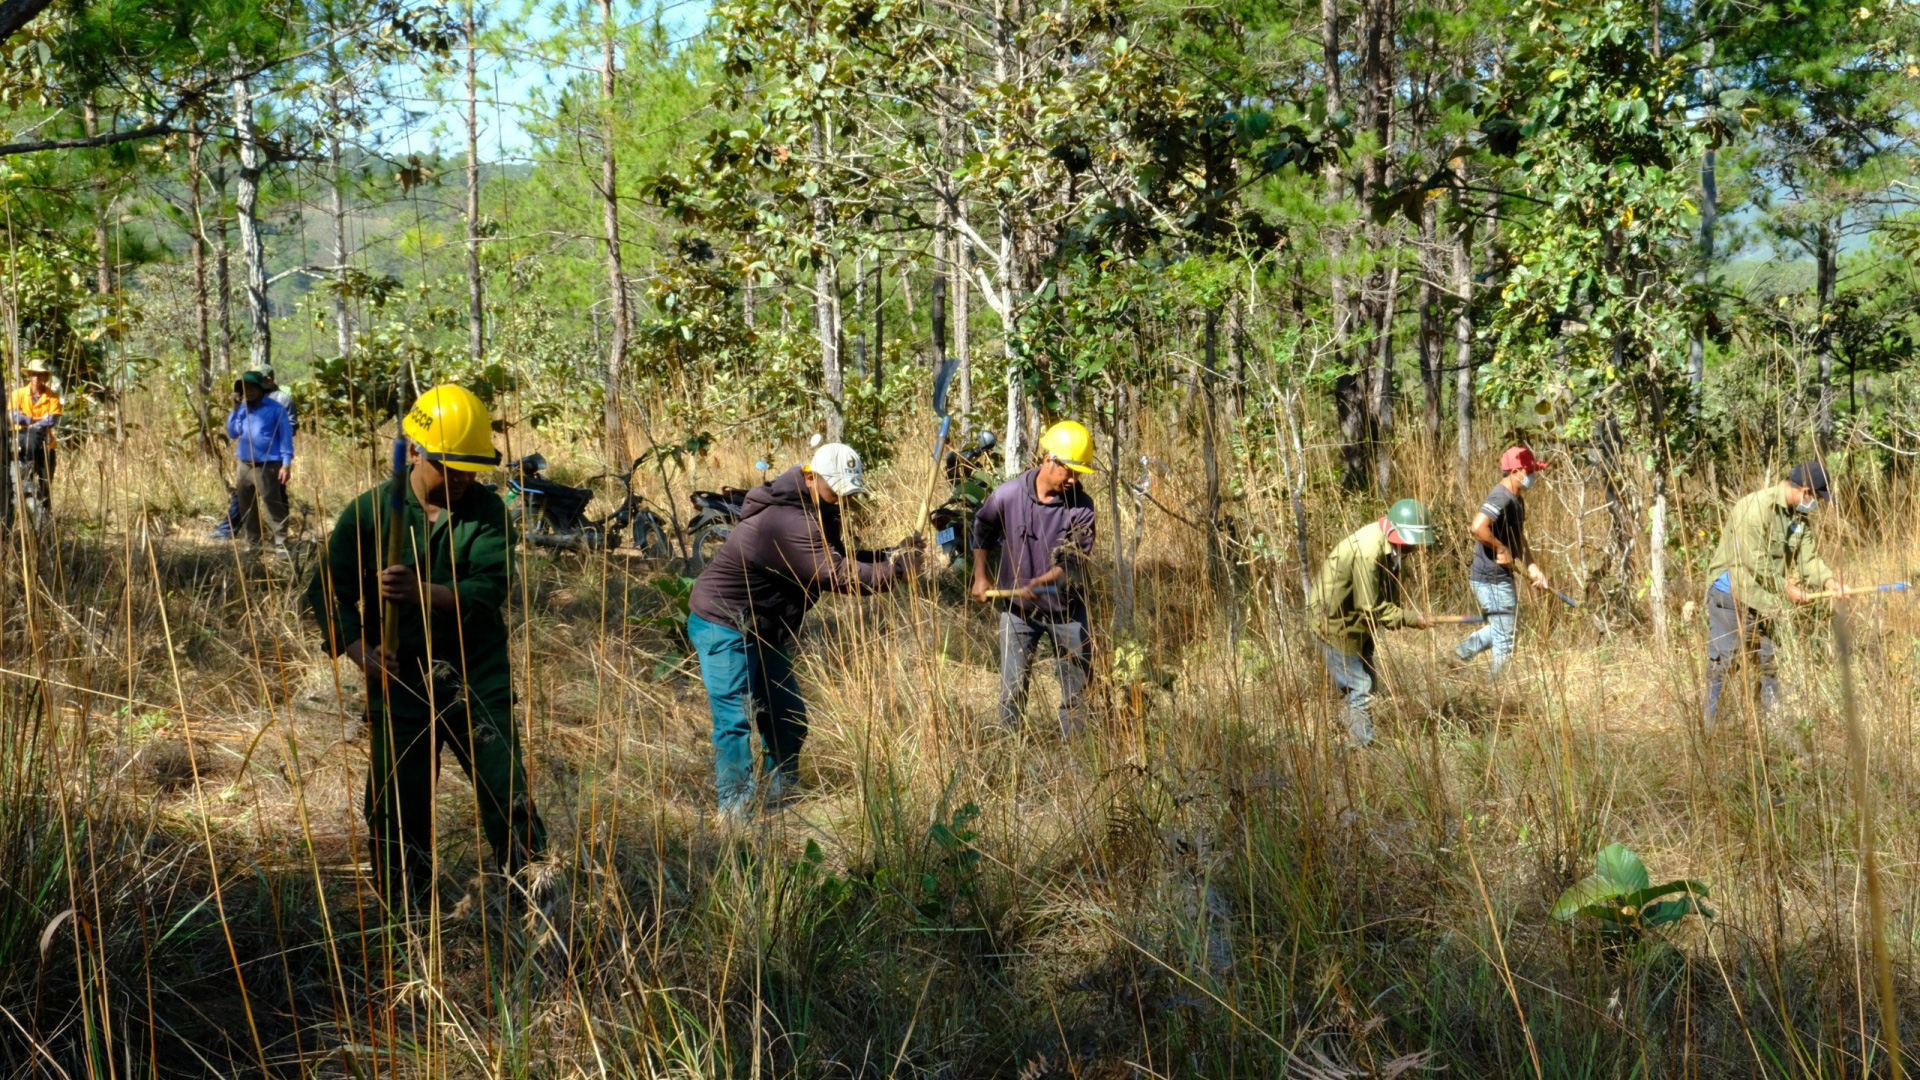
[504,452,673,555]
[686,459,769,573]
[928,430,998,566]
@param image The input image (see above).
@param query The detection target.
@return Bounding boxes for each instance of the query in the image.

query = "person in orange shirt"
[8,358,61,491]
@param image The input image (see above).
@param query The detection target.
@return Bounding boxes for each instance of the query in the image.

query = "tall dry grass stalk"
[1,399,1918,1077]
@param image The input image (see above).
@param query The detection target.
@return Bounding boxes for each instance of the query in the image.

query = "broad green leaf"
[1619,879,1710,909]
[1596,843,1650,892]
[1642,897,1713,927]
[1553,873,1622,920]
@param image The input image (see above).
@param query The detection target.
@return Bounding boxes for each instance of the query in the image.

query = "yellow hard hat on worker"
[403,384,501,472]
[1038,420,1096,473]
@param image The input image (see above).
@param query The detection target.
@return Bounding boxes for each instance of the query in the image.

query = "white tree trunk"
[231,65,270,373]
[464,1,484,364]
[599,0,629,465]
[1650,490,1669,642]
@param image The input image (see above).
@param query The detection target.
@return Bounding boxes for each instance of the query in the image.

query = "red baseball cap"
[1501,445,1548,473]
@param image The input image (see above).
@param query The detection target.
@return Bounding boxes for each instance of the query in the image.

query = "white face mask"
[1795,497,1817,515]
[1521,472,1537,490]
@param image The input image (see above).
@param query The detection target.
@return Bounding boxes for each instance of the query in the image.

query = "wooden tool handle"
[1426,613,1485,625]
[983,586,1059,599]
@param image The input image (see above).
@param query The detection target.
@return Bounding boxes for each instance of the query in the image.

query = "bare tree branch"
[0,121,178,157]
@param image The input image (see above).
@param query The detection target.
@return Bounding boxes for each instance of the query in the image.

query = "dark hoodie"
[689,465,905,645]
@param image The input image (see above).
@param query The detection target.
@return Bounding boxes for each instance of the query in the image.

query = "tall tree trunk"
[1646,312,1672,639]
[85,98,110,296]
[853,252,866,380]
[213,165,232,372]
[1372,263,1399,492]
[1362,0,1396,491]
[1419,197,1442,444]
[1323,0,1364,488]
[328,126,350,360]
[1201,307,1226,591]
[599,0,630,465]
[464,1,484,363]
[1228,292,1247,420]
[188,132,213,454]
[1689,37,1716,410]
[231,65,270,374]
[1815,223,1837,448]
[1452,193,1475,498]
[1000,217,1024,479]
[812,115,844,441]
[871,260,883,397]
[953,222,971,422]
[816,256,843,439]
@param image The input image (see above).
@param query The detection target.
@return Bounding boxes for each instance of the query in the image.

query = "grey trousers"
[1705,588,1777,727]
[997,609,1092,736]
[232,460,290,547]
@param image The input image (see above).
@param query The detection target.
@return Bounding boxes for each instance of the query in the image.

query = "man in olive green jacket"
[307,385,545,908]
[1703,461,1861,727]
[1309,499,1436,745]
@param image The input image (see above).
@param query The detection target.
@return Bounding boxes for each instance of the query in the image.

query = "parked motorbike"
[505,453,673,555]
[686,459,769,573]
[928,430,997,566]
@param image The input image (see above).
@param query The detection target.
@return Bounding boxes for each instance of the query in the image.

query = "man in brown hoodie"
[688,442,923,814]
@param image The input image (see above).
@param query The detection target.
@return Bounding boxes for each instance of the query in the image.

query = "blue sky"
[384,0,709,162]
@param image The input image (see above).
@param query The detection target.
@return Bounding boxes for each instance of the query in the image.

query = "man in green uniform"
[306,384,544,907]
[1703,461,1862,727]
[1308,499,1436,745]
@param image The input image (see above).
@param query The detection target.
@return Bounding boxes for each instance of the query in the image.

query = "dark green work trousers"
[365,679,545,904]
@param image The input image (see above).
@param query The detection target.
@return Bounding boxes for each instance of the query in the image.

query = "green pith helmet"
[1385,498,1435,546]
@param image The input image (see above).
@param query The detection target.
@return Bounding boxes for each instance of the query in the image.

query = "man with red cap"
[1455,445,1553,674]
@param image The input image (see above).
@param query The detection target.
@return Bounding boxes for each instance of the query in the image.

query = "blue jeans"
[689,611,808,812]
[1319,639,1380,745]
[1456,578,1519,674]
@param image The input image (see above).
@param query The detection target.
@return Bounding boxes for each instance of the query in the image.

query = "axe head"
[931,354,960,420]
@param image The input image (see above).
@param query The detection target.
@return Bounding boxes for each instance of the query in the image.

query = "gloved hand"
[8,411,27,426]
[30,418,53,431]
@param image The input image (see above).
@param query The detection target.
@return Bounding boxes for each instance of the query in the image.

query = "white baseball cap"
[807,442,867,496]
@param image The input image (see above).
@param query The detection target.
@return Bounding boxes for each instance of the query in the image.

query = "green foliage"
[1482,0,1704,456]
[1553,842,1713,936]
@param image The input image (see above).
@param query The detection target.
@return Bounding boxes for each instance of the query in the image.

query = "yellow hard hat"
[1038,420,1095,473]
[403,384,500,472]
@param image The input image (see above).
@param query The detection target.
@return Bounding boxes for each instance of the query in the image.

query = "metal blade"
[931,355,959,419]
[930,275,954,418]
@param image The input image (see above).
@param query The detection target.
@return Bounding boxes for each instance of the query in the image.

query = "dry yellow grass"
[4,400,1918,1077]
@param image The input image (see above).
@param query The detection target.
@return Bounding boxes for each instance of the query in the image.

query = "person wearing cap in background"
[1308,499,1439,746]
[970,420,1099,736]
[305,384,545,910]
[223,369,295,557]
[212,366,295,540]
[1455,445,1554,675]
[9,358,61,497]
[1703,461,1866,728]
[688,442,925,817]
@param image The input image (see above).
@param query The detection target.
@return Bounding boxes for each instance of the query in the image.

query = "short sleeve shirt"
[1469,483,1526,584]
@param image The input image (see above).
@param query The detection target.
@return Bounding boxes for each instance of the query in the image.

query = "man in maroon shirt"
[971,420,1098,735]
[688,442,924,815]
